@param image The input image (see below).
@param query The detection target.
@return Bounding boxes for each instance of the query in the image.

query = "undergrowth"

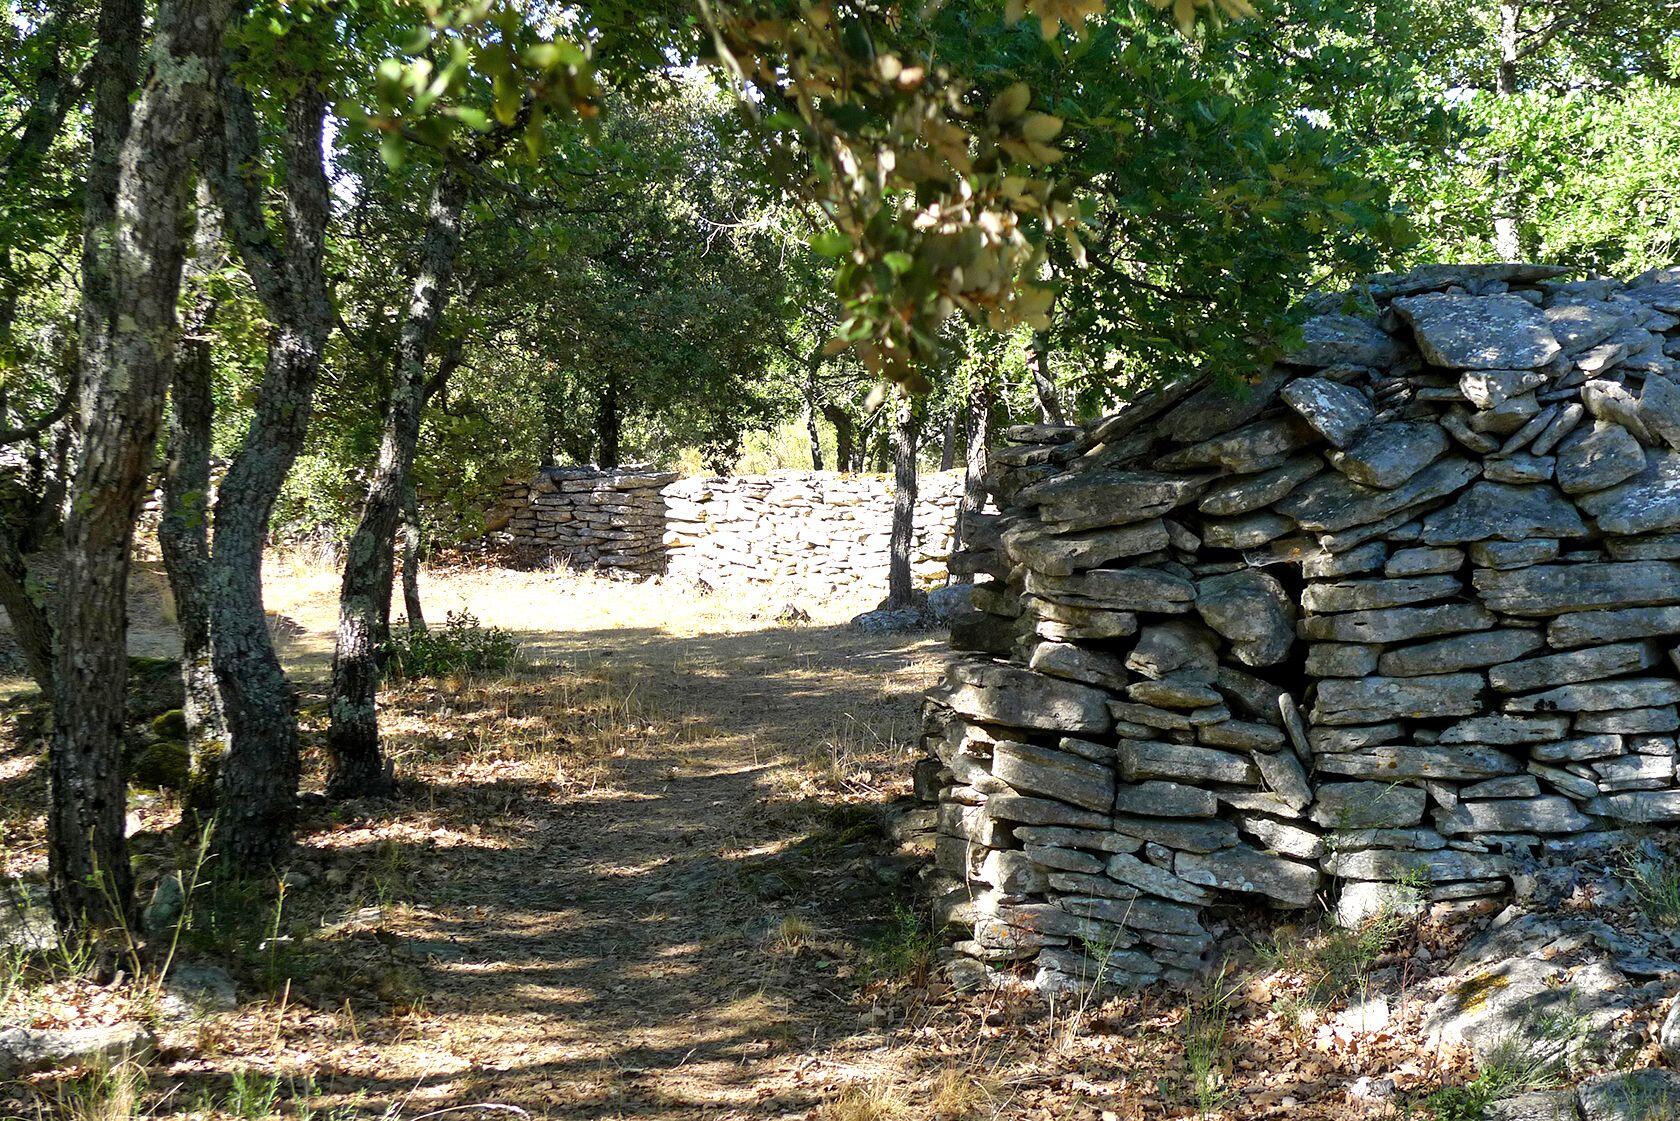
[864,904,940,984]
[1421,1007,1584,1120]
[1255,889,1420,1010]
[382,611,524,681]
[1619,841,1680,925]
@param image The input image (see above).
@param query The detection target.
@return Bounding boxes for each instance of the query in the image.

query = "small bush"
[383,611,523,681]
[864,904,940,983]
[1620,842,1680,925]
[1255,903,1416,1008]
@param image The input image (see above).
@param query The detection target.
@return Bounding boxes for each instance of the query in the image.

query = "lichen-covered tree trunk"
[327,165,468,798]
[801,351,825,471]
[52,0,234,937]
[821,403,856,472]
[887,393,919,608]
[160,185,227,808]
[208,87,332,870]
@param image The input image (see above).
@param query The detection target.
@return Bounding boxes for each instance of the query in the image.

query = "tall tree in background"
[328,159,468,796]
[886,391,919,608]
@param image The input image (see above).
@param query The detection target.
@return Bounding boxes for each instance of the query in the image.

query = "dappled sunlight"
[0,557,971,1119]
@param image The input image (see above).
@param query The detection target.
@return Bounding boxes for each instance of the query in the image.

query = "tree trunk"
[1492,0,1521,260]
[205,84,332,871]
[887,393,919,609]
[400,478,425,634]
[952,370,994,585]
[0,528,53,694]
[327,164,469,799]
[938,415,957,471]
[1028,331,1065,424]
[160,182,227,810]
[821,404,855,472]
[597,375,620,468]
[52,0,234,938]
[804,359,824,471]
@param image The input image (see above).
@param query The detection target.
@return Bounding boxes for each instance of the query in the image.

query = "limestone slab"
[1393,292,1563,369]
[1310,672,1485,725]
[1419,481,1587,544]
[1474,560,1680,616]
[1298,603,1496,645]
[1489,642,1662,692]
[1327,420,1448,488]
[1377,629,1545,677]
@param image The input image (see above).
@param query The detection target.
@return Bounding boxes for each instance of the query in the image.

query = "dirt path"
[243,576,954,1121]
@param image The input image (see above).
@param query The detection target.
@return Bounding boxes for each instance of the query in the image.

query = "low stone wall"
[663,472,962,590]
[914,263,1680,993]
[495,468,966,591]
[497,468,677,575]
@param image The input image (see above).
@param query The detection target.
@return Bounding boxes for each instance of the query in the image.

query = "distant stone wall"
[663,472,963,590]
[911,263,1680,994]
[495,467,677,575]
[495,468,966,590]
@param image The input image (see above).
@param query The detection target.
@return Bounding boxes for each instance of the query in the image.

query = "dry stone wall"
[917,263,1680,994]
[497,468,676,575]
[663,473,962,589]
[496,468,965,591]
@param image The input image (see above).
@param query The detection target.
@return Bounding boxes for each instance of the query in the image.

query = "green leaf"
[810,230,850,257]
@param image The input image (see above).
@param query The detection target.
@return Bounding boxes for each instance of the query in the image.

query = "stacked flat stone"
[496,468,966,591]
[499,467,677,575]
[662,471,963,593]
[918,262,1680,993]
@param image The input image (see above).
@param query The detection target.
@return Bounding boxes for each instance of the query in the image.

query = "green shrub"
[382,611,524,681]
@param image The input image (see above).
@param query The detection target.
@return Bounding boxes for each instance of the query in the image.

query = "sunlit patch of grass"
[55,1061,147,1121]
[924,1065,998,1120]
[771,913,817,952]
[816,1081,908,1121]
[1174,969,1241,1119]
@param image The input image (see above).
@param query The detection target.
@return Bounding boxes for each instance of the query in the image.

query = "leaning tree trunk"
[399,478,425,634]
[51,0,234,938]
[159,184,228,811]
[887,393,919,609]
[208,86,332,870]
[327,164,468,798]
[951,369,994,585]
[1028,330,1065,425]
[0,527,52,694]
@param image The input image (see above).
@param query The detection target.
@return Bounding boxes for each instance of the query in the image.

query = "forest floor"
[0,558,1489,1120]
